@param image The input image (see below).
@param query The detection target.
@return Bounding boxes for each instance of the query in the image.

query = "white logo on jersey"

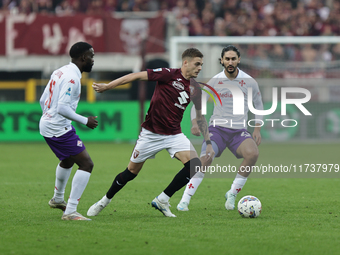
[241,131,251,137]
[178,91,189,104]
[177,78,182,81]
[77,140,83,147]
[172,81,184,90]
[165,68,170,72]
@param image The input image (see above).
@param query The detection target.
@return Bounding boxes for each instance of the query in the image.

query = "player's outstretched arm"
[253,124,262,146]
[252,80,263,146]
[191,118,201,136]
[93,71,148,93]
[196,109,215,158]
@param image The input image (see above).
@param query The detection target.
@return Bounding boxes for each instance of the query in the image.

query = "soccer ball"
[237,195,262,218]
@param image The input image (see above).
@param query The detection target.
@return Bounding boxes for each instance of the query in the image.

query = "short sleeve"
[147,68,172,83]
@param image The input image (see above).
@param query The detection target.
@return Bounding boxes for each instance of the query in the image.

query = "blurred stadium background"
[1,0,340,143]
[1,3,340,254]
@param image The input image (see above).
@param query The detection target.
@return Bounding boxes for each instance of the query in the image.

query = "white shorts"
[130,128,194,163]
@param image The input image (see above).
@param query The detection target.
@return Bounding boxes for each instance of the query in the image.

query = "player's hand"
[191,124,201,136]
[253,129,261,146]
[201,153,213,167]
[204,144,215,163]
[92,82,109,93]
[86,116,98,129]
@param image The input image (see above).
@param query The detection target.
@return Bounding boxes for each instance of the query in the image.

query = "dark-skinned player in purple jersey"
[87,48,214,217]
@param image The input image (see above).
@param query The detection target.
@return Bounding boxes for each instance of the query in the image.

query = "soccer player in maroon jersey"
[87,48,214,217]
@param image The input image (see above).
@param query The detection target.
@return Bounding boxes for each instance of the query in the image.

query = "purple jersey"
[143,68,199,135]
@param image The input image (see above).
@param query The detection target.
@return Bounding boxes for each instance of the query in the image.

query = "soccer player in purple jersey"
[39,42,98,220]
[87,48,214,217]
[177,45,263,212]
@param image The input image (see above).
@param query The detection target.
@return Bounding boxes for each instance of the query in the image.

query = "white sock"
[54,164,72,203]
[181,171,205,203]
[65,170,91,214]
[157,192,170,203]
[230,173,247,195]
[100,195,111,206]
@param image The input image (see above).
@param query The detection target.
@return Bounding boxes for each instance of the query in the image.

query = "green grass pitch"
[1,142,340,255]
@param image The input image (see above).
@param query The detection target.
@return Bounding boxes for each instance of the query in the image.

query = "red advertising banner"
[0,13,165,56]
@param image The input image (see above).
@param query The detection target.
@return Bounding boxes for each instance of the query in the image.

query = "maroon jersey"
[142,68,200,135]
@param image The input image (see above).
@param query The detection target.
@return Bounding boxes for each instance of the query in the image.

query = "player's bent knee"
[127,162,144,175]
[79,159,94,172]
[128,168,140,175]
[117,168,137,185]
[60,161,74,169]
[244,149,259,162]
[184,157,202,178]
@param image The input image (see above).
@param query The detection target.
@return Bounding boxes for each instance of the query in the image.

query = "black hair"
[69,42,93,59]
[220,45,240,58]
[182,48,204,59]
[219,45,240,67]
